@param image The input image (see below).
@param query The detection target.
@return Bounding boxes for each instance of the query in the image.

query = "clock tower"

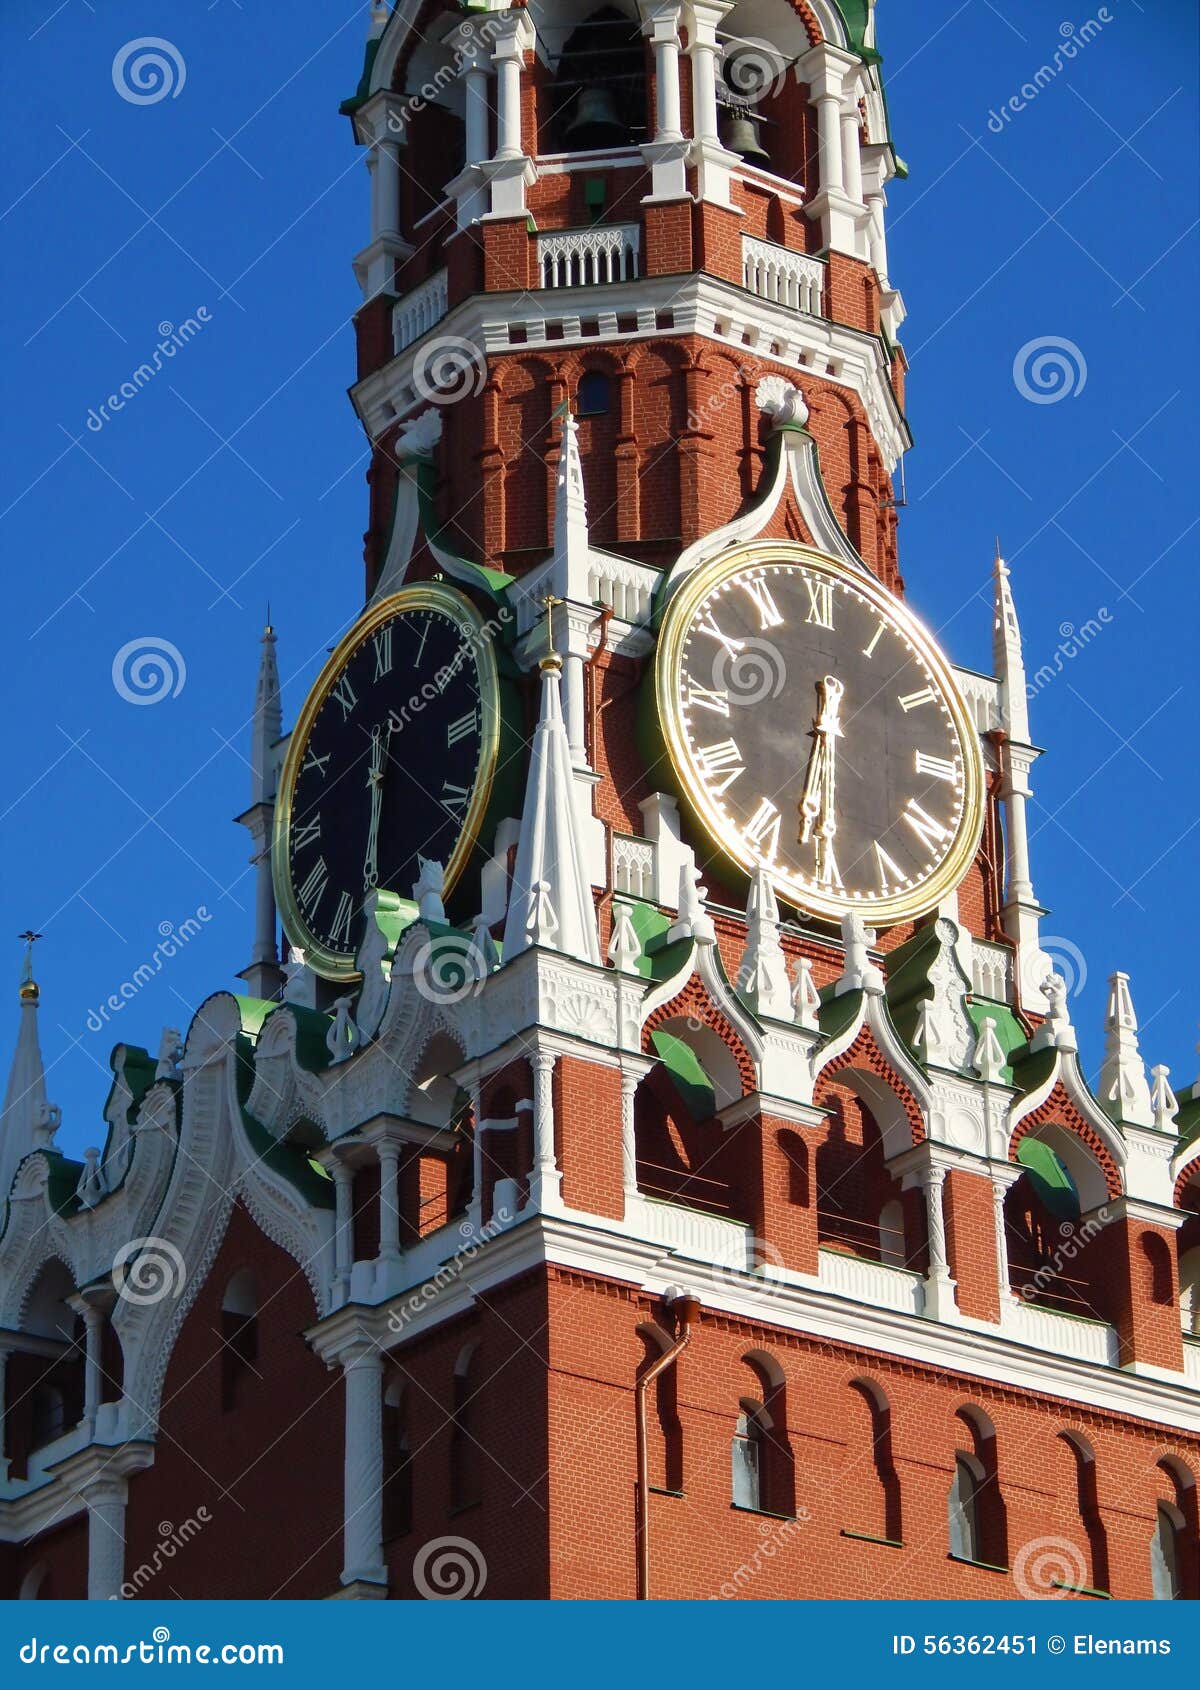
[0,1,1196,1605]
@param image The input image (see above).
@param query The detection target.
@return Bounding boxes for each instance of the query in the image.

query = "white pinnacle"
[0,948,61,1227]
[503,660,601,966]
[835,910,883,997]
[737,868,791,1019]
[1099,971,1154,1127]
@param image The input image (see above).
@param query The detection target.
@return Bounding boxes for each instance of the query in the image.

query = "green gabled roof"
[836,0,872,51]
[1016,1135,1080,1221]
[339,31,384,118]
[99,1043,159,1169]
[634,903,682,982]
[1176,1083,1200,1148]
[883,921,970,1053]
[965,999,1028,1089]
[413,460,514,602]
[1009,1039,1058,1100]
[44,1149,84,1219]
[817,982,863,1044]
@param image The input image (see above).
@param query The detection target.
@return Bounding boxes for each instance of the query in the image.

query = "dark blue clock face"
[284,601,488,964]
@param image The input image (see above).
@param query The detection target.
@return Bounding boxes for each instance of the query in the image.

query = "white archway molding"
[1006,1047,1128,1202]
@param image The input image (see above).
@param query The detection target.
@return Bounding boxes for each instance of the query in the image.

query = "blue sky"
[0,0,1196,1159]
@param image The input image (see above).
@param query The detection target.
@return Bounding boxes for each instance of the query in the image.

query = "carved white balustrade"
[393,269,448,353]
[742,235,825,317]
[972,940,1013,1004]
[818,1247,925,1315]
[613,834,655,900]
[538,225,641,289]
[1001,1297,1119,1366]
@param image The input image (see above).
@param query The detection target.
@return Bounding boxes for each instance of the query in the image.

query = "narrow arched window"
[1181,1247,1200,1337]
[450,1343,482,1512]
[849,1379,902,1543]
[1151,1503,1182,1599]
[220,1269,259,1412]
[948,1455,981,1563]
[1140,1233,1174,1307]
[731,1410,763,1512]
[29,1384,66,1452]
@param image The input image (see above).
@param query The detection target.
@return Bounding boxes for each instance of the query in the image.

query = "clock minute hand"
[363,724,387,891]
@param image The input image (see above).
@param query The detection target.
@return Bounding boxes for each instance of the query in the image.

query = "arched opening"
[29,1383,67,1451]
[542,8,647,155]
[1155,1456,1199,1600]
[1004,1131,1108,1320]
[736,1351,795,1518]
[18,1563,49,1600]
[16,1261,84,1467]
[577,370,612,417]
[220,1269,259,1413]
[950,1406,1008,1568]
[635,1022,744,1220]
[382,1374,413,1541]
[1140,1232,1174,1307]
[848,1378,902,1544]
[731,1405,765,1512]
[815,1083,906,1264]
[1060,1431,1110,1594]
[449,1341,483,1513]
[1180,1246,1200,1338]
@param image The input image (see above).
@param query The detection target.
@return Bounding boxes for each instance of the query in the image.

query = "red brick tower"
[0,1,1197,1604]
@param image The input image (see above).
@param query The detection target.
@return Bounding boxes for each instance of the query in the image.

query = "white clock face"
[656,545,986,923]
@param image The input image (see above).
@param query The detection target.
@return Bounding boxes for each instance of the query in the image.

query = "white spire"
[737,869,791,1019]
[251,615,282,807]
[0,938,60,1220]
[553,406,589,573]
[791,957,822,1030]
[971,1015,1008,1085]
[993,543,1029,745]
[237,617,284,1001]
[1150,1064,1179,1135]
[503,658,601,966]
[607,901,642,973]
[1099,971,1154,1127]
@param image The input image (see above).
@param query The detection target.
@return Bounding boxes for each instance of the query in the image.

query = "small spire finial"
[18,932,42,1004]
[540,592,564,672]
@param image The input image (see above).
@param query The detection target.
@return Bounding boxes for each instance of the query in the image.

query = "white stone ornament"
[282,949,316,1007]
[916,919,975,1071]
[1150,1064,1179,1135]
[414,858,446,925]
[835,911,883,997]
[607,902,642,973]
[668,856,715,945]
[326,996,361,1065]
[1030,972,1077,1053]
[155,1027,184,1082]
[791,957,822,1031]
[469,913,500,977]
[737,868,791,1019]
[1099,970,1154,1127]
[755,375,809,429]
[75,1146,106,1209]
[971,1016,1008,1085]
[395,408,443,460]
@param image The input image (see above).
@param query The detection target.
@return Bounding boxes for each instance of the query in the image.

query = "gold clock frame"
[272,582,502,981]
[655,541,987,925]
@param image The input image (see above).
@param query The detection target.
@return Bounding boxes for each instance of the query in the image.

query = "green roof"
[1016,1135,1080,1222]
[650,1029,716,1121]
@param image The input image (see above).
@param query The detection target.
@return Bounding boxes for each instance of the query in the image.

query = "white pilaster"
[529,1049,560,1210]
[377,1138,402,1262]
[640,1,689,200]
[798,43,863,255]
[84,1478,128,1601]
[331,1159,354,1305]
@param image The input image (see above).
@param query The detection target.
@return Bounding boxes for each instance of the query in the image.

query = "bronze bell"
[720,109,770,162]
[565,85,626,151]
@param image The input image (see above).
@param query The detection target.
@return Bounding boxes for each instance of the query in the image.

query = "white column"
[377,1140,402,1262]
[341,1342,386,1589]
[992,1179,1012,1303]
[921,1165,958,1322]
[685,0,736,207]
[332,1160,354,1303]
[84,1478,128,1601]
[494,29,525,159]
[529,1050,560,1209]
[650,16,683,140]
[840,102,864,209]
[620,1067,639,1205]
[81,1305,104,1429]
[815,92,845,198]
[1002,744,1037,910]
[369,134,402,239]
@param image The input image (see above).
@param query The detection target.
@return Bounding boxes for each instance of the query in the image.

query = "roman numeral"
[873,841,905,891]
[914,750,957,782]
[296,856,328,916]
[447,708,478,747]
[804,577,835,629]
[903,799,952,853]
[692,738,744,796]
[441,780,470,819]
[816,845,844,891]
[301,748,331,780]
[685,683,730,717]
[331,675,358,722]
[862,622,885,659]
[372,627,393,680]
[293,815,321,852]
[740,576,784,630]
[744,798,783,862]
[329,891,356,947]
[695,611,745,657]
[897,685,937,713]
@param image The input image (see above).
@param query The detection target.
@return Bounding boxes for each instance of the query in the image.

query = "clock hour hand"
[798,676,844,888]
[363,723,388,891]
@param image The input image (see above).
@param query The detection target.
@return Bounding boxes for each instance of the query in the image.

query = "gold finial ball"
[19,978,39,1005]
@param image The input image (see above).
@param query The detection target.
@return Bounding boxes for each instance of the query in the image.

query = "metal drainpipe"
[635,1292,700,1600]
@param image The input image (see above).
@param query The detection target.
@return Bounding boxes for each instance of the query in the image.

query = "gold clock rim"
[272,582,502,983]
[655,541,987,926]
